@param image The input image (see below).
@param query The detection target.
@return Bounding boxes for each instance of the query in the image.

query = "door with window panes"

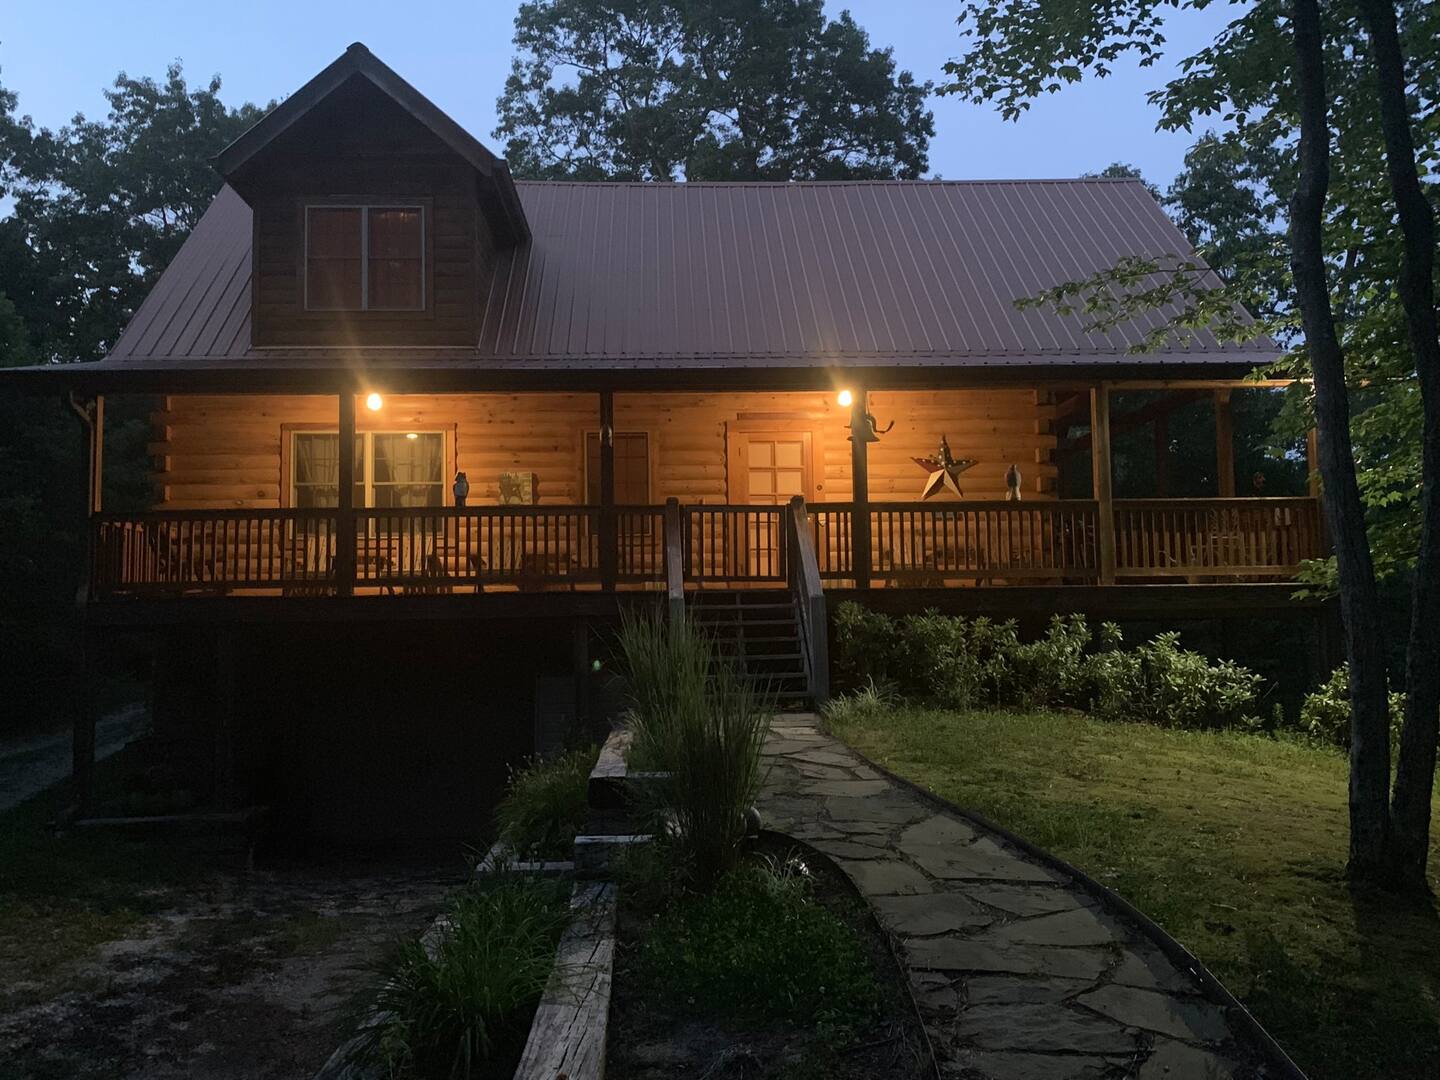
[731,431,812,578]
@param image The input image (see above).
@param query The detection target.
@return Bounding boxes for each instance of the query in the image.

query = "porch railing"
[89,496,1324,599]
[1112,498,1324,578]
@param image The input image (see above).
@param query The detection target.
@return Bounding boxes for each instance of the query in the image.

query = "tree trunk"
[1287,0,1395,881]
[1356,0,1440,888]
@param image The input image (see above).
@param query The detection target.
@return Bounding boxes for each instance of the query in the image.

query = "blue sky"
[2,0,1235,189]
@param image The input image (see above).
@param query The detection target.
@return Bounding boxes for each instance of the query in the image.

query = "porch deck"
[90,496,1324,600]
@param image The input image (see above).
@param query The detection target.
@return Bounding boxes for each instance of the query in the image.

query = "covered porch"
[81,380,1325,601]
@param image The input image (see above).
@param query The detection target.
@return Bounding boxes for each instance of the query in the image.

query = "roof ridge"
[510,177,1149,188]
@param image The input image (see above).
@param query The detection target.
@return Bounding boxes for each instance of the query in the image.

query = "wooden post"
[663,498,685,623]
[89,396,105,514]
[336,391,356,596]
[1214,389,1236,497]
[598,390,617,590]
[214,627,237,809]
[1153,413,1169,498]
[1091,385,1116,584]
[849,389,872,589]
[72,627,98,816]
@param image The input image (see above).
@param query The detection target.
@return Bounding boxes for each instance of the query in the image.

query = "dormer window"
[305,205,425,311]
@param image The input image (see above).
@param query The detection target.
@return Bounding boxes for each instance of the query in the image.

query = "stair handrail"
[663,498,685,623]
[785,496,830,704]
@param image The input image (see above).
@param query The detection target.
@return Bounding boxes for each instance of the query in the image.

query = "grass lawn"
[829,706,1440,1080]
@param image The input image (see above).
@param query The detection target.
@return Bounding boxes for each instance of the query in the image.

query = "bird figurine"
[913,436,978,500]
[1005,463,1023,501]
[452,471,470,507]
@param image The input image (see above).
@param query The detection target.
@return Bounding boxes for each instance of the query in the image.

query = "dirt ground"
[0,855,454,1080]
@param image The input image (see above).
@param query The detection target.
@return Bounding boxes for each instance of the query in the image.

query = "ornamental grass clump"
[617,609,771,890]
[359,874,571,1080]
[494,745,597,860]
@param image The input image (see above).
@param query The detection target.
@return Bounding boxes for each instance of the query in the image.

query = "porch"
[90,494,1324,599]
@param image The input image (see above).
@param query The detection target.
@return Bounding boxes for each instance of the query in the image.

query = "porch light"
[365,392,384,411]
[405,432,419,440]
[837,388,854,408]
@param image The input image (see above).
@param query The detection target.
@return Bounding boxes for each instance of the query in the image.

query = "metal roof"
[99,177,1277,375]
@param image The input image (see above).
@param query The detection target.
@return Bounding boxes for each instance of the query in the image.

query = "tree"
[495,0,934,181]
[1,63,264,363]
[1351,0,1440,885]
[939,0,1439,886]
[0,65,259,730]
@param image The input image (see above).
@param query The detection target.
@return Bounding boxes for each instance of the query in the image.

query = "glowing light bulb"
[405,432,419,440]
[837,389,854,408]
[365,392,383,411]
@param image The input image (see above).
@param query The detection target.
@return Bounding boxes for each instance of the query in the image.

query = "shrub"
[1087,631,1263,731]
[360,875,571,1079]
[1299,664,1406,752]
[829,604,1264,732]
[494,746,597,860]
[636,857,879,1032]
[618,609,771,890]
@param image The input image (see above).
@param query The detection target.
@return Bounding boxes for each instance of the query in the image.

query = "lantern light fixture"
[836,388,854,408]
[365,392,384,412]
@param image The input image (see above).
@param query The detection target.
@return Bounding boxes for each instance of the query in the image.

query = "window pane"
[368,258,422,309]
[308,208,362,257]
[368,208,423,310]
[306,208,364,312]
[368,209,421,257]
[373,434,443,484]
[306,257,362,310]
[292,433,363,506]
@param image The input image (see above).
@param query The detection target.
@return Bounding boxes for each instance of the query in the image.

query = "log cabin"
[3,45,1333,836]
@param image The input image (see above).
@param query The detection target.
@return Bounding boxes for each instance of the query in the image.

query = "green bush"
[360,875,571,1079]
[494,746,597,860]
[618,609,771,890]
[1299,664,1406,752]
[636,857,879,1032]
[828,603,1263,732]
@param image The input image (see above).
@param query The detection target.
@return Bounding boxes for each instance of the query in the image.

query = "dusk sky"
[3,0,1237,190]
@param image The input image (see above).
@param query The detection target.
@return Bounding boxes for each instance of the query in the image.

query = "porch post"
[336,391,356,596]
[1153,413,1169,497]
[598,390,617,589]
[1091,385,1116,584]
[849,388,872,589]
[1214,389,1236,497]
[89,396,105,514]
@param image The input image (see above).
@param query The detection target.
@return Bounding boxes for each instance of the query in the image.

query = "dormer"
[216,43,527,348]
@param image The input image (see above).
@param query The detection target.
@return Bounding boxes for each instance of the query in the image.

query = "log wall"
[151,389,1057,510]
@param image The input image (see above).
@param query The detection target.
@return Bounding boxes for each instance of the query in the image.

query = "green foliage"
[830,705,1440,1080]
[829,602,1263,731]
[495,0,933,181]
[940,0,1440,586]
[494,746,597,860]
[635,857,879,1032]
[617,609,771,890]
[0,66,260,731]
[1298,664,1406,752]
[359,875,572,1079]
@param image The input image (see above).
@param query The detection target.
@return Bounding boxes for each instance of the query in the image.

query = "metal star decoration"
[913,436,977,500]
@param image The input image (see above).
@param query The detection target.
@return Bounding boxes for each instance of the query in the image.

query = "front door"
[729,430,813,577]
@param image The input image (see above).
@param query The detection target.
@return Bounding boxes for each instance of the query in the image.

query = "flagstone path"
[760,717,1255,1080]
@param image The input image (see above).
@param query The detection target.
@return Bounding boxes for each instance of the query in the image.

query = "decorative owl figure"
[452,471,470,506]
[1005,463,1023,501]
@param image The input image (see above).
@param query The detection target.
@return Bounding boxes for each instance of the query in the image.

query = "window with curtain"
[305,205,424,311]
[291,432,444,507]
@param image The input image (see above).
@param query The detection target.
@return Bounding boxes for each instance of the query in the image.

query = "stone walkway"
[759,717,1252,1080]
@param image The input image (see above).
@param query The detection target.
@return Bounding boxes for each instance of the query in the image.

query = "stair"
[689,589,813,708]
